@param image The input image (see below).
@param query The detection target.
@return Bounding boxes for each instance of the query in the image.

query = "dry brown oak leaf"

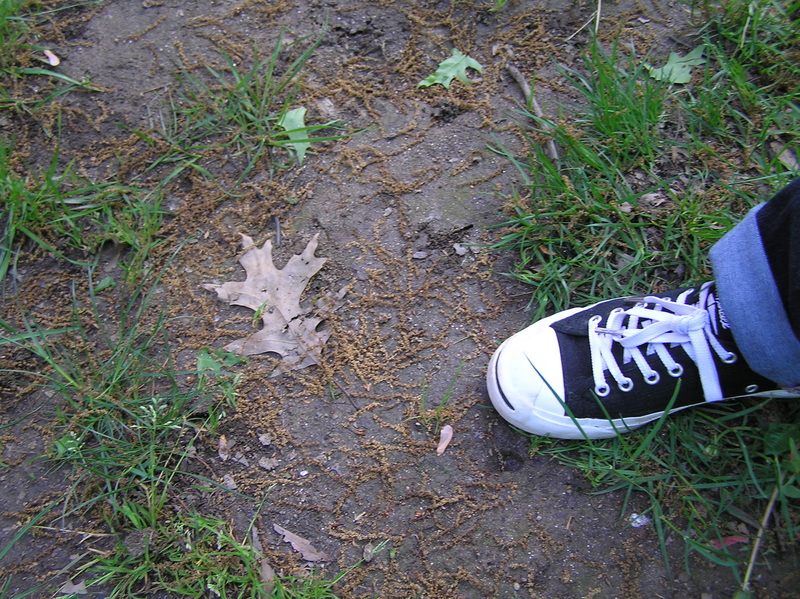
[204,233,346,373]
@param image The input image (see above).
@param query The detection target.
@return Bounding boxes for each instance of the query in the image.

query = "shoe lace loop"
[587,284,734,401]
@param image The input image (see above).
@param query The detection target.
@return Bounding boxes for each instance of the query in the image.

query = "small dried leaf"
[709,535,749,549]
[771,141,799,170]
[363,542,378,562]
[44,49,60,66]
[218,434,230,461]
[205,233,348,374]
[258,456,279,470]
[251,527,264,553]
[260,559,276,595]
[437,425,454,455]
[232,452,250,467]
[273,523,329,562]
[251,527,276,597]
[59,580,87,595]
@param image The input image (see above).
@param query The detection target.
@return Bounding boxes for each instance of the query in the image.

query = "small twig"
[505,64,559,161]
[332,378,360,412]
[566,0,602,41]
[33,525,114,539]
[273,216,281,247]
[566,16,592,42]
[740,485,780,595]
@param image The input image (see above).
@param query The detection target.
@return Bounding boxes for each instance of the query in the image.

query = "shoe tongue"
[551,295,640,336]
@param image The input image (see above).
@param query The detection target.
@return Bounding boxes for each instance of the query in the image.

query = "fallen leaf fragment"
[44,49,60,66]
[437,425,454,455]
[363,542,379,562]
[417,48,483,89]
[645,46,705,84]
[59,580,87,595]
[232,452,250,467]
[251,527,276,597]
[277,107,311,165]
[204,233,347,374]
[273,523,329,562]
[218,434,230,461]
[260,560,276,595]
[258,456,279,470]
[251,526,264,553]
[771,141,799,170]
[709,535,750,550]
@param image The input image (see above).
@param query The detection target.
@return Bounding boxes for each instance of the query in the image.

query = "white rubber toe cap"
[487,310,579,437]
[487,308,658,440]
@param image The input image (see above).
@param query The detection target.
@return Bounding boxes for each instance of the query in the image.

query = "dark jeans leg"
[756,176,800,339]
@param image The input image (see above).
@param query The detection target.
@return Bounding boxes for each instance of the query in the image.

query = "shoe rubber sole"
[487,339,798,440]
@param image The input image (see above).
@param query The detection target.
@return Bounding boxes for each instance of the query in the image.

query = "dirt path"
[1,1,797,597]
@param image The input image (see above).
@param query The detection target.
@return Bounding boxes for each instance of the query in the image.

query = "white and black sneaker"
[487,282,794,439]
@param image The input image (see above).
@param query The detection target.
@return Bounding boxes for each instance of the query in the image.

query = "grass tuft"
[2,257,211,512]
[136,34,347,187]
[523,399,800,579]
[559,42,670,170]
[0,140,166,283]
[490,13,798,318]
[0,0,32,72]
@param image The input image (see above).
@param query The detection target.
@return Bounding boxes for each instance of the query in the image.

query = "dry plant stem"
[566,0,602,41]
[565,17,593,41]
[594,0,602,35]
[505,64,559,161]
[741,485,780,593]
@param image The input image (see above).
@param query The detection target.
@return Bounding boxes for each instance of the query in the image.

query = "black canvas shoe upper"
[550,285,779,420]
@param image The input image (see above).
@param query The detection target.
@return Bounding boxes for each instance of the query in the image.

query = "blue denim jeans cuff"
[710,204,800,387]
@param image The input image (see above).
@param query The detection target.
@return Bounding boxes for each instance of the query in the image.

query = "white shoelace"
[587,283,737,400]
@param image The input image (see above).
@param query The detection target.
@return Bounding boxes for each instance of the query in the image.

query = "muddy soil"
[1,1,798,598]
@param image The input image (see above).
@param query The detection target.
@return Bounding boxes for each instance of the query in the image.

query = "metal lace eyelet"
[619,378,634,392]
[723,352,737,364]
[595,383,611,397]
[745,384,759,394]
[669,364,684,377]
[645,372,660,385]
